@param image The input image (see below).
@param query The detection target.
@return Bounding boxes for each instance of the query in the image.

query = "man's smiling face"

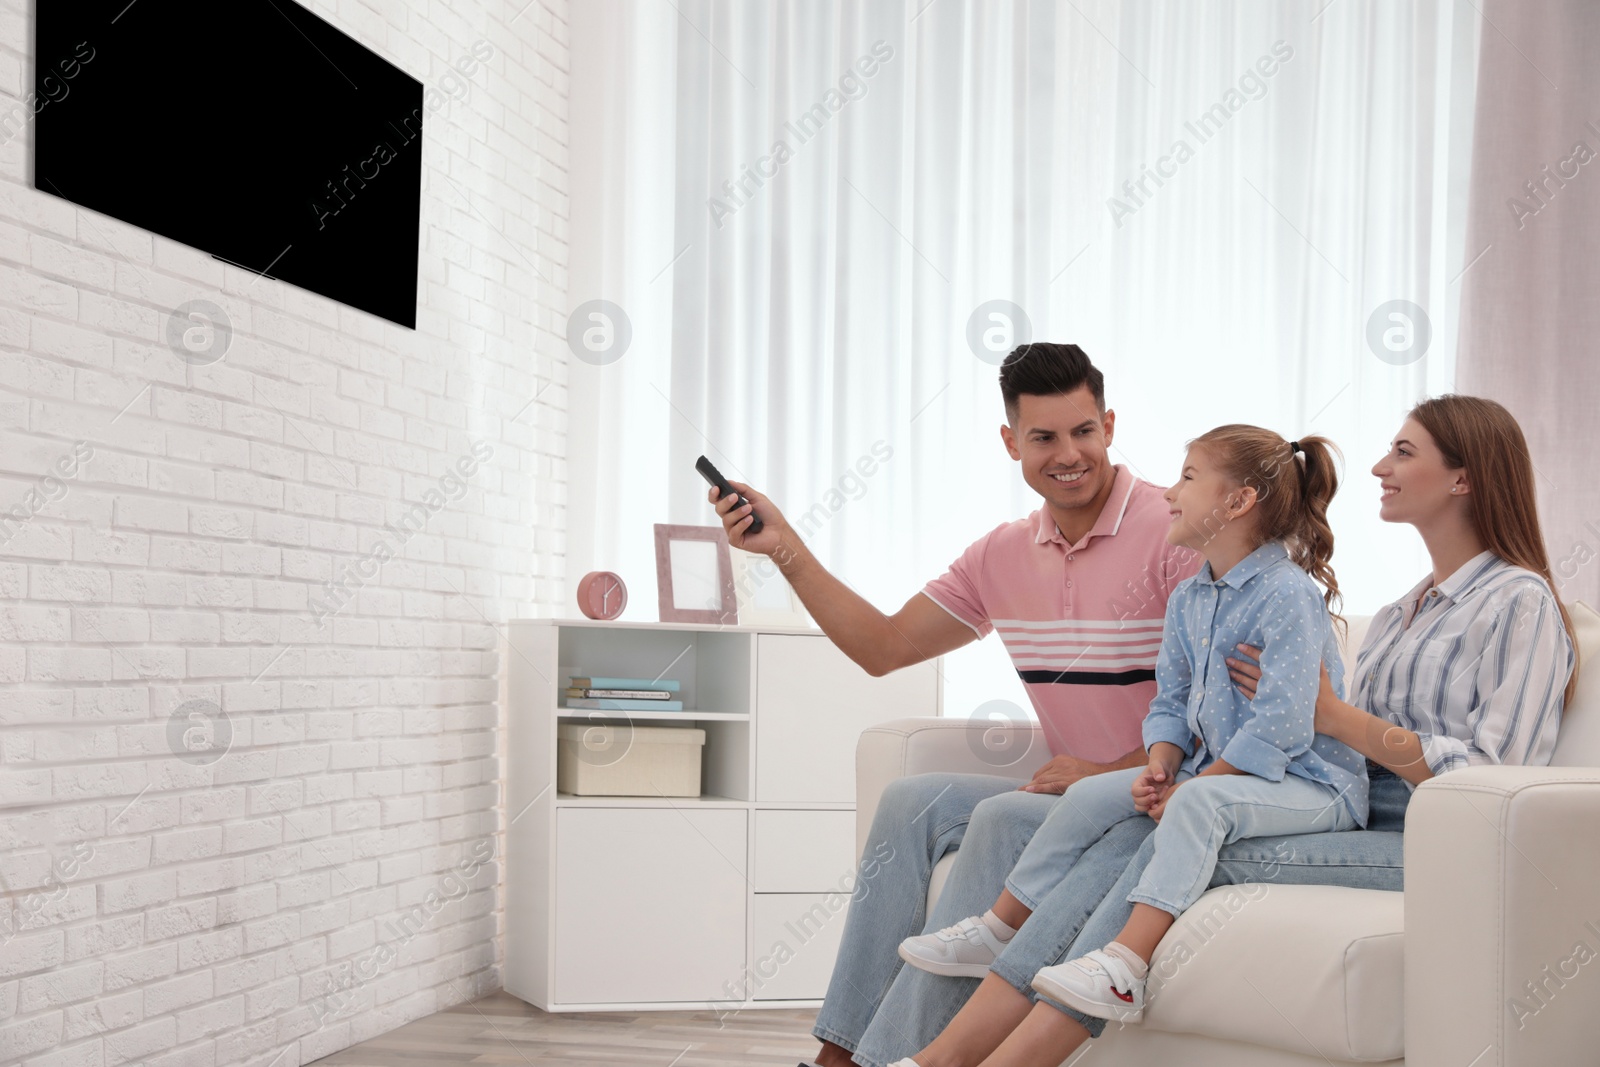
[1001,385,1117,516]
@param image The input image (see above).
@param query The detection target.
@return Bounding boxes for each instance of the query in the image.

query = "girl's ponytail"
[1190,425,1344,632]
[1291,435,1342,626]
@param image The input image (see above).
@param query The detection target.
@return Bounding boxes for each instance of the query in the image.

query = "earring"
[1450,487,1458,493]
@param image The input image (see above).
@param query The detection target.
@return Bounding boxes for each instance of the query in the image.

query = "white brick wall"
[0,0,569,1063]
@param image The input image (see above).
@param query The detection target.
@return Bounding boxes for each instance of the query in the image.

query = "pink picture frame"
[653,523,739,625]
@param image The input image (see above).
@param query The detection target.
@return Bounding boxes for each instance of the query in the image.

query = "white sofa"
[854,605,1600,1066]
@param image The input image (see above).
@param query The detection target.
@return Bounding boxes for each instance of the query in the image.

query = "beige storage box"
[556,723,706,797]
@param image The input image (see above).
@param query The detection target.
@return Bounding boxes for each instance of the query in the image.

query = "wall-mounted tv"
[36,0,424,329]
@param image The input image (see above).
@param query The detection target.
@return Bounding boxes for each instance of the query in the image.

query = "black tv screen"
[36,0,424,329]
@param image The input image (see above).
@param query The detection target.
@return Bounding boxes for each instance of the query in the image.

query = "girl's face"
[1371,417,1466,525]
[1162,445,1248,549]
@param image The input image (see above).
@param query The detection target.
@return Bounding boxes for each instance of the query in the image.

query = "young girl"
[897,425,1368,1024]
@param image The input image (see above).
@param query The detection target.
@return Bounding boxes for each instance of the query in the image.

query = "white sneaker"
[1031,948,1147,1023]
[897,915,1007,977]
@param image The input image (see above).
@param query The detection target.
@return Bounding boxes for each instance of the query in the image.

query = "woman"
[855,395,1575,1067]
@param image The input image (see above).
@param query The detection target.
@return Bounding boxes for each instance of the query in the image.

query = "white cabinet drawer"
[753,809,858,893]
[555,807,747,1004]
[755,634,939,803]
[750,893,851,1001]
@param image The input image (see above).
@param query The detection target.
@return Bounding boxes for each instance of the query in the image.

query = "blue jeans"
[1031,764,1411,1039]
[1001,767,1192,912]
[812,773,1052,1056]
[851,765,1411,1063]
[1007,767,1358,917]
[852,813,1155,1067]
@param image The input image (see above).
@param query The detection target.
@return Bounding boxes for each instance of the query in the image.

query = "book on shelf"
[568,676,680,692]
[564,687,674,700]
[563,697,685,712]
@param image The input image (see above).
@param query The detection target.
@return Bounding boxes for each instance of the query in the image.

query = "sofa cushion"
[1138,884,1403,1062]
[1550,600,1600,766]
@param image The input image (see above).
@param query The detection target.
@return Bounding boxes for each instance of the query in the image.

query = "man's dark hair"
[998,343,1105,424]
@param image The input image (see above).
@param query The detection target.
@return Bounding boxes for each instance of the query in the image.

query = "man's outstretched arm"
[710,480,976,677]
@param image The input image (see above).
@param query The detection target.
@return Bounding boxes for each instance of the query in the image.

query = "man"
[707,343,1198,1067]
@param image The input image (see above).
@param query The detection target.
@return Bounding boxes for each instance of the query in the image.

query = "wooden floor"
[311,992,820,1066]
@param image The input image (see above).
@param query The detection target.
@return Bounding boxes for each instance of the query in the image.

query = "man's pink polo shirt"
[921,465,1201,764]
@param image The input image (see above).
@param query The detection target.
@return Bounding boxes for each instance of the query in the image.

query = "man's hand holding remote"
[708,479,786,557]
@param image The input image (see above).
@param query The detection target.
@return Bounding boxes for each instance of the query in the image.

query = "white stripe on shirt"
[993,617,1166,633]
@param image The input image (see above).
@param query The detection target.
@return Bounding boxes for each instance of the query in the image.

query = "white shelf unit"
[504,618,943,1011]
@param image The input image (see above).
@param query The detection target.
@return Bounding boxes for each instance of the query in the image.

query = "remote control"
[695,455,764,534]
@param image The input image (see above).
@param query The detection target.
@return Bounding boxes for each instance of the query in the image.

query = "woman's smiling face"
[1371,417,1467,525]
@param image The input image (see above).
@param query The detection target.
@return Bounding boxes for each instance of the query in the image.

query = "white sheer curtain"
[566,0,1480,718]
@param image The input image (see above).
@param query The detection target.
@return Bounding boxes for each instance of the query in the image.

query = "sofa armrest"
[1404,764,1600,1067]
[855,717,1049,855]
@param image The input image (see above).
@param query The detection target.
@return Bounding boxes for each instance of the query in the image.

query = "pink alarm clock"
[576,571,628,620]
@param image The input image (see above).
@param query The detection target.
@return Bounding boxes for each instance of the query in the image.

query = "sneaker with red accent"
[1031,948,1147,1023]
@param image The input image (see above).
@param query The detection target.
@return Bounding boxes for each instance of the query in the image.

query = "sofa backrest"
[1549,601,1600,767]
[1342,603,1600,769]
[1338,614,1372,678]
